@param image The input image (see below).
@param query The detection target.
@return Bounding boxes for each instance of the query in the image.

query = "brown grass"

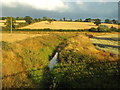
[0,33,48,42]
[62,34,118,61]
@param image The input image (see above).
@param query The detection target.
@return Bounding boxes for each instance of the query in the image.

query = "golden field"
[19,21,119,30]
[0,33,48,43]
[0,20,26,27]
[0,20,26,23]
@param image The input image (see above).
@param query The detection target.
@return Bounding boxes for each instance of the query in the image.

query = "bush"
[98,25,110,32]
[110,26,119,32]
[89,27,98,32]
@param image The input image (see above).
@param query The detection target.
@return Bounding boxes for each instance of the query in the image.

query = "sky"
[1,0,119,20]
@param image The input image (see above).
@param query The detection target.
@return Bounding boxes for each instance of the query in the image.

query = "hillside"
[19,21,118,30]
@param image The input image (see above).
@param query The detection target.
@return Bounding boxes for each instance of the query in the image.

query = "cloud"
[2,0,69,12]
[1,1,118,20]
[62,0,119,2]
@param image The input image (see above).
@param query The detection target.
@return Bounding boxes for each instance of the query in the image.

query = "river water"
[48,52,58,70]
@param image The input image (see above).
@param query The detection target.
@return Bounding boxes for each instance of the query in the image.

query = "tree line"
[1,16,119,31]
[0,16,119,24]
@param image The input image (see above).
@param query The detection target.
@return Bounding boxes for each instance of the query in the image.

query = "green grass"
[43,34,120,89]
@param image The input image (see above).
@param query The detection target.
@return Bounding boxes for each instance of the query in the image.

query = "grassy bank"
[2,32,119,88]
[44,34,120,89]
[2,33,77,88]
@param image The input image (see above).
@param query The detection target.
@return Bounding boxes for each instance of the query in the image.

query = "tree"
[24,16,32,24]
[75,19,79,22]
[60,19,62,21]
[70,19,72,21]
[48,18,53,24]
[16,17,24,20]
[105,19,111,23]
[79,19,82,22]
[43,17,48,21]
[34,18,39,22]
[111,19,118,24]
[63,17,66,21]
[52,18,57,21]
[75,19,82,22]
[94,19,101,26]
[84,18,91,22]
[5,17,16,30]
[0,17,6,20]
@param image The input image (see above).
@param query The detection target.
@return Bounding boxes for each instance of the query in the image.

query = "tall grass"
[2,34,66,88]
[43,34,120,89]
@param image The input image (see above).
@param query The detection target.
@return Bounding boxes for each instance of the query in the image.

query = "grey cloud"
[1,2,118,20]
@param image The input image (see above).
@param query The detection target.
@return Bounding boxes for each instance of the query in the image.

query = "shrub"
[97,25,110,32]
[110,26,119,32]
[89,27,98,32]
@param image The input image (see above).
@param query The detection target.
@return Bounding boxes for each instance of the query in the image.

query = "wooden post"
[11,16,12,33]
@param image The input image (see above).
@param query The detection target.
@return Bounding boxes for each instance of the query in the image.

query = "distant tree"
[43,17,48,21]
[111,19,118,24]
[63,17,66,21]
[16,17,24,20]
[94,19,101,26]
[75,19,79,22]
[48,18,53,24]
[67,19,72,22]
[5,17,16,29]
[31,19,36,23]
[38,18,42,21]
[34,18,39,22]
[24,16,32,24]
[79,19,82,22]
[60,19,62,21]
[0,17,6,20]
[110,26,117,31]
[75,19,82,22]
[52,18,57,21]
[84,18,91,22]
[105,19,111,23]
[70,19,72,21]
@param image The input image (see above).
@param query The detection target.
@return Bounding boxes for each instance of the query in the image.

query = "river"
[48,52,58,70]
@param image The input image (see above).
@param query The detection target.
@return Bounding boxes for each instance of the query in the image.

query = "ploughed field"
[90,34,120,55]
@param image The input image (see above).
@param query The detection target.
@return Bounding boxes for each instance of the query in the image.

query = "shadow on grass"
[92,37,120,41]
[40,61,120,89]
[93,43,120,49]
